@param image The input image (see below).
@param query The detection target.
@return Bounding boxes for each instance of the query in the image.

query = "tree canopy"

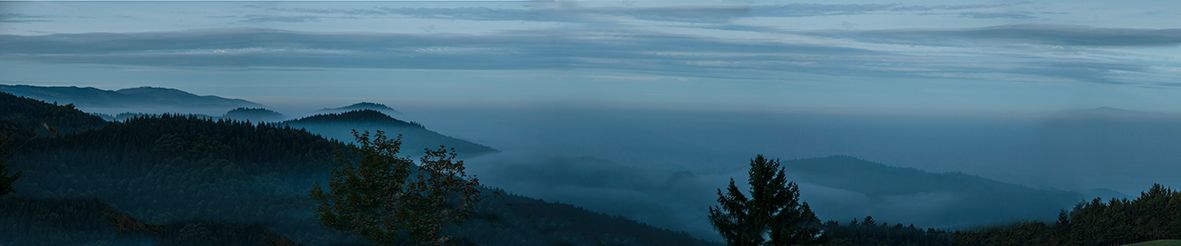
[311,130,480,245]
[709,154,823,246]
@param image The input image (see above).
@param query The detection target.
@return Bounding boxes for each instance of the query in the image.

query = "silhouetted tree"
[311,130,479,245]
[954,183,1181,245]
[709,154,823,246]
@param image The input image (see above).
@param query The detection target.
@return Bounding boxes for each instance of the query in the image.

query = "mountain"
[1,96,709,245]
[321,102,400,115]
[0,92,108,139]
[223,107,286,122]
[785,155,1087,228]
[0,84,261,115]
[283,110,496,156]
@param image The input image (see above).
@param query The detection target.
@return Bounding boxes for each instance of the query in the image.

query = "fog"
[383,105,1181,240]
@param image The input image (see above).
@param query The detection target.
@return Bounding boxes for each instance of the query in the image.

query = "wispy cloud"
[235,15,327,23]
[1,25,1170,86]
[823,25,1181,47]
[243,2,1035,24]
[0,13,49,23]
[958,11,1040,20]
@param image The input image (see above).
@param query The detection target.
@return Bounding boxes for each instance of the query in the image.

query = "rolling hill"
[321,102,400,115]
[786,155,1099,228]
[0,92,108,139]
[0,84,261,115]
[283,109,497,157]
[222,107,286,122]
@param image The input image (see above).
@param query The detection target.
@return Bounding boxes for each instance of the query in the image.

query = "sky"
[2,0,1181,114]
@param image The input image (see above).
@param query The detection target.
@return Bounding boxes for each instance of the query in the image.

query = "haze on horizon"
[2,0,1181,115]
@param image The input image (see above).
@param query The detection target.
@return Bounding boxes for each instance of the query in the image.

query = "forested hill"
[0,92,107,138]
[222,107,286,122]
[287,109,420,127]
[0,84,261,114]
[1,96,711,245]
[284,109,497,157]
[321,102,400,115]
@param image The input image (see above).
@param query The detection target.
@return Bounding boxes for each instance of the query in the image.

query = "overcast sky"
[2,0,1180,114]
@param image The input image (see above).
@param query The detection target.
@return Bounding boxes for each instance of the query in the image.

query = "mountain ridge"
[283,110,496,157]
[321,102,400,115]
[0,84,262,114]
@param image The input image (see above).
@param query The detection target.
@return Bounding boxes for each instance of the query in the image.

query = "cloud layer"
[2,23,1177,86]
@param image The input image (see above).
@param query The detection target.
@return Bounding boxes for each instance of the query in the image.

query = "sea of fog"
[387,106,1181,240]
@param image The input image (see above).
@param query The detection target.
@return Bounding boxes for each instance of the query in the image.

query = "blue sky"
[2,0,1180,114]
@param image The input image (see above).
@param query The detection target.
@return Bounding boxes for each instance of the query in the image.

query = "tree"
[709,154,823,246]
[311,130,480,245]
[0,135,19,196]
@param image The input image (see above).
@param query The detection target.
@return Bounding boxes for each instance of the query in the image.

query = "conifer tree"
[709,154,823,246]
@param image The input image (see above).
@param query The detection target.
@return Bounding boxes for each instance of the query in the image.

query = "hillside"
[222,107,286,122]
[284,109,496,157]
[787,155,1088,228]
[321,102,400,115]
[0,92,108,139]
[0,197,297,245]
[0,84,261,114]
[1,96,709,245]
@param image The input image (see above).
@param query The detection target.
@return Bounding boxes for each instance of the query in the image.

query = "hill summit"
[321,102,400,115]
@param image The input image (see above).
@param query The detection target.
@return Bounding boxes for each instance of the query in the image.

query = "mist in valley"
[383,105,1181,240]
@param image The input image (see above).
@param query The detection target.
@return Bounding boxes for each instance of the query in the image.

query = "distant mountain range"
[0,84,261,114]
[283,110,496,157]
[785,155,1122,228]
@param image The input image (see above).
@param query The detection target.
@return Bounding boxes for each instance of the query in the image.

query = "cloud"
[828,25,1181,47]
[0,13,48,23]
[0,28,870,76]
[236,15,326,23]
[958,11,1039,19]
[0,25,1166,86]
[245,2,1031,24]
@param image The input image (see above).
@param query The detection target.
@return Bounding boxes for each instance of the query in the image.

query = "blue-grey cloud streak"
[0,25,1173,86]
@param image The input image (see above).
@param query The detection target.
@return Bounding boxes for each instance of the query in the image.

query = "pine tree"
[311,130,480,245]
[709,154,823,246]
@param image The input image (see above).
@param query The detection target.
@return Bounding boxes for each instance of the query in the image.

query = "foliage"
[709,154,823,246]
[953,183,1181,246]
[223,107,286,122]
[312,130,480,245]
[822,216,953,246]
[0,92,107,138]
[0,135,19,197]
